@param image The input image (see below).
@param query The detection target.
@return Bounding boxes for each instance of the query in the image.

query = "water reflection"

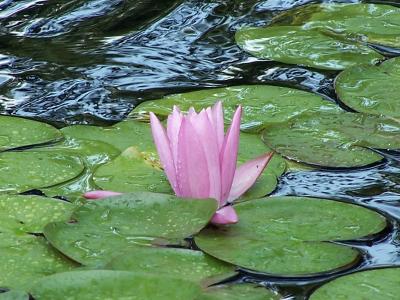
[0,0,336,124]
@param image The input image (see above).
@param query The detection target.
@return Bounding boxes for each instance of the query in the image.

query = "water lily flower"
[149,102,273,225]
[84,102,273,226]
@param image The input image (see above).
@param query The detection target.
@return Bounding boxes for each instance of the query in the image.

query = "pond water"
[0,0,399,299]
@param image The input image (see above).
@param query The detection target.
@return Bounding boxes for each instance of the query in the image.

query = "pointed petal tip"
[227,151,274,203]
[83,191,123,200]
[210,206,239,225]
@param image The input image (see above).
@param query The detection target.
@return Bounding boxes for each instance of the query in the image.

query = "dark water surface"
[1,0,399,299]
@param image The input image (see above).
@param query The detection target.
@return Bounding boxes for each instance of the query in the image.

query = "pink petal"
[150,112,178,194]
[206,101,224,152]
[176,117,210,198]
[210,206,238,225]
[167,106,183,177]
[189,109,221,201]
[220,105,242,204]
[227,152,274,202]
[84,190,122,199]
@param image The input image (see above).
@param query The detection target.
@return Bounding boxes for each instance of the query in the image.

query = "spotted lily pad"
[39,138,120,200]
[195,197,386,276]
[274,3,400,48]
[310,268,400,300]
[30,271,203,300]
[336,57,400,119]
[199,284,280,300]
[93,147,172,193]
[0,194,73,233]
[0,290,29,300]
[61,120,155,152]
[0,195,77,289]
[0,151,84,193]
[44,192,218,266]
[262,112,391,168]
[0,116,62,151]
[131,85,341,132]
[106,247,236,284]
[235,26,383,70]
[0,235,77,290]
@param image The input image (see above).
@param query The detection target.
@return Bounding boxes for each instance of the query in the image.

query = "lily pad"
[0,290,29,300]
[0,235,77,290]
[39,138,120,200]
[61,120,155,152]
[30,270,202,300]
[44,192,217,266]
[262,112,387,168]
[310,268,400,300]
[195,197,386,276]
[93,147,172,193]
[199,284,280,300]
[274,3,400,48]
[131,85,341,132]
[0,116,62,151]
[0,151,84,193]
[106,246,236,284]
[336,57,400,119]
[0,194,73,233]
[235,26,383,70]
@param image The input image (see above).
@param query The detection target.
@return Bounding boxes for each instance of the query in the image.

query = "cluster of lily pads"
[1,2,400,299]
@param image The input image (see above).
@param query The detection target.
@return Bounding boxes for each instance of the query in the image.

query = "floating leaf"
[44,192,217,266]
[310,268,400,300]
[0,290,29,300]
[195,197,386,276]
[30,271,202,300]
[235,26,382,70]
[0,235,77,290]
[40,138,120,200]
[93,147,172,193]
[106,246,236,284]
[0,195,73,233]
[336,57,400,119]
[0,151,84,193]
[0,116,62,151]
[131,85,341,132]
[262,112,388,168]
[200,284,280,300]
[61,120,155,152]
[274,3,400,48]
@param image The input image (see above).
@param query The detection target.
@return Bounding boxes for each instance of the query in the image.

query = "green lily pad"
[274,3,400,48]
[262,112,386,168]
[195,197,386,276]
[44,192,217,266]
[0,235,77,290]
[199,284,280,300]
[0,116,62,151]
[93,147,172,193]
[336,57,400,119]
[131,85,341,132]
[0,290,29,300]
[0,195,73,233]
[106,246,236,284]
[0,151,84,193]
[235,26,383,70]
[40,138,120,201]
[61,120,155,152]
[310,268,400,300]
[30,270,203,300]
